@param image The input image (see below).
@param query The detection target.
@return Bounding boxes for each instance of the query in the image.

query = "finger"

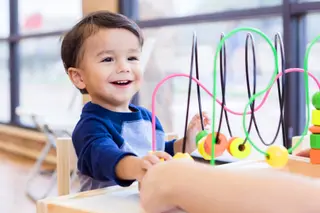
[153,151,172,161]
[202,112,211,122]
[141,159,153,170]
[146,153,162,164]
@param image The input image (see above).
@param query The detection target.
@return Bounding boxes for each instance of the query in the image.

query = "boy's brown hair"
[60,10,144,94]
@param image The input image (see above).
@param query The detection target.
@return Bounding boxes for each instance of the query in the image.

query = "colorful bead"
[311,109,320,126]
[227,137,251,159]
[312,92,320,110]
[196,130,208,146]
[197,137,212,160]
[173,152,194,160]
[310,134,320,149]
[265,145,288,168]
[203,132,228,158]
[309,125,320,134]
[310,149,320,164]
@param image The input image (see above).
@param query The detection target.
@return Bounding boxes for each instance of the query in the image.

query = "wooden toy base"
[37,155,320,213]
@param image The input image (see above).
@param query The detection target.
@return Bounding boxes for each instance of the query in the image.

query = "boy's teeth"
[117,81,128,83]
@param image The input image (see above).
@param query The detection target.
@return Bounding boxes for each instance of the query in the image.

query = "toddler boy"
[60,10,210,191]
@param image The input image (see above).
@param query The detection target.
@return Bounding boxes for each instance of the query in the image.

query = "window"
[0,43,9,122]
[140,16,283,159]
[18,0,82,34]
[0,0,9,37]
[19,36,82,127]
[139,0,281,20]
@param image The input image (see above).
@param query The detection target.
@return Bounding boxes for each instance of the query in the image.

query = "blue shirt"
[72,102,175,191]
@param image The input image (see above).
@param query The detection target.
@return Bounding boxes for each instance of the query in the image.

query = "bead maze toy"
[151,27,320,170]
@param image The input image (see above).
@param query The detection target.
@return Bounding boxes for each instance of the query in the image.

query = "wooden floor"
[0,150,56,213]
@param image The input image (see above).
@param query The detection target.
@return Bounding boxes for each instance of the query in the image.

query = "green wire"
[211,27,320,164]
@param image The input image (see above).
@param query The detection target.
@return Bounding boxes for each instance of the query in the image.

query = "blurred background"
[1,0,320,212]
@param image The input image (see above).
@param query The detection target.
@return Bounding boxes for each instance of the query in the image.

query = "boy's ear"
[67,67,86,91]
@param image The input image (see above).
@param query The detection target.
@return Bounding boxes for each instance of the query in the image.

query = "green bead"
[310,134,320,149]
[312,92,320,110]
[196,130,208,145]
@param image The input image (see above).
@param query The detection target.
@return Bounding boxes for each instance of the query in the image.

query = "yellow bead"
[228,137,251,159]
[312,109,320,126]
[197,137,212,160]
[265,145,289,168]
[173,152,194,161]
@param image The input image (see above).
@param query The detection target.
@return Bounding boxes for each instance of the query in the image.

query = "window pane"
[140,16,283,160]
[19,0,82,34]
[139,0,281,20]
[0,0,9,37]
[19,36,82,128]
[0,43,9,122]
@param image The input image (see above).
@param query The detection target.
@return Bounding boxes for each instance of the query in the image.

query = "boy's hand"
[141,151,172,170]
[183,112,211,153]
[137,151,172,182]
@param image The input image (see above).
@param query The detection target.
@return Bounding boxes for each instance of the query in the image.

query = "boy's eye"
[128,56,139,61]
[101,57,113,62]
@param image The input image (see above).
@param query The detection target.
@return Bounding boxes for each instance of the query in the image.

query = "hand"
[140,162,180,213]
[185,112,211,153]
[137,151,172,182]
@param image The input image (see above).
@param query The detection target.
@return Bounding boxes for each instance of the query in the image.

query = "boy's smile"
[68,28,142,112]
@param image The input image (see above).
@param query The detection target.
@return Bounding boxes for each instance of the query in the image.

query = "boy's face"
[69,28,142,111]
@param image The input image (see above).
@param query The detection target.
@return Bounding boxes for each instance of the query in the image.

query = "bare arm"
[115,156,145,181]
[140,160,320,213]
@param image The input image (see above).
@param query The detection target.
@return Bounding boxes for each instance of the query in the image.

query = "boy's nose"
[117,62,130,73]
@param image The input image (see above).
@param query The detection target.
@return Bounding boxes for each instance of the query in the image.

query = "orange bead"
[265,145,288,168]
[310,149,320,164]
[309,125,320,134]
[204,132,228,157]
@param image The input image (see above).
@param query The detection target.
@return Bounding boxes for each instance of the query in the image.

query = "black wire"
[241,33,258,145]
[241,33,285,146]
[216,33,257,146]
[274,33,287,147]
[216,34,230,143]
[195,33,205,131]
[182,32,204,153]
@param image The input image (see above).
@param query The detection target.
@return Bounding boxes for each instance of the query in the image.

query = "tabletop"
[37,155,320,213]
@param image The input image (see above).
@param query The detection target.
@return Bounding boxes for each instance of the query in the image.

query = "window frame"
[1,0,319,147]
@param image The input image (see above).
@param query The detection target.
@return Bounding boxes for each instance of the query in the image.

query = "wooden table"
[37,155,320,213]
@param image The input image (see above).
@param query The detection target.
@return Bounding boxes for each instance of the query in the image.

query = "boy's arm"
[141,160,320,213]
[115,155,145,181]
[77,133,143,186]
